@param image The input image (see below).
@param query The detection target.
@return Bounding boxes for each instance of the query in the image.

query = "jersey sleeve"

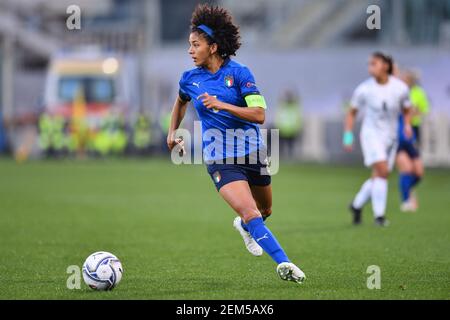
[178,72,191,102]
[237,66,261,98]
[350,83,366,110]
[237,66,267,108]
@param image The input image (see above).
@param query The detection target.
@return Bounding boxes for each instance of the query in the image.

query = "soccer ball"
[82,251,123,291]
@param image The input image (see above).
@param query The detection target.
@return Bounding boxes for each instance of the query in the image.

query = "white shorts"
[360,131,397,171]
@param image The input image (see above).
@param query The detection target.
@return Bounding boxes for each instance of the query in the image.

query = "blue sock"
[246,217,290,264]
[241,219,249,232]
[399,174,414,202]
[241,215,269,232]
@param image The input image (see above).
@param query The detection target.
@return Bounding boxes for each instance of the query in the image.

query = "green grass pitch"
[0,158,449,299]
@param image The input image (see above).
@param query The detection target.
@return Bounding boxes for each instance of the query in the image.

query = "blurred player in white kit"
[343,52,412,226]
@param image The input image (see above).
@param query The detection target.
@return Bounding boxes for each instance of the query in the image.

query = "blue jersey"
[398,115,416,144]
[179,59,266,162]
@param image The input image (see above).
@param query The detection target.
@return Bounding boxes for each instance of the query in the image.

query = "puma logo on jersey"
[192,82,201,88]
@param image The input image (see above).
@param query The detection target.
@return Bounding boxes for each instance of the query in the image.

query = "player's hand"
[343,131,354,152]
[166,134,176,151]
[199,93,224,110]
[167,135,185,155]
[404,125,413,139]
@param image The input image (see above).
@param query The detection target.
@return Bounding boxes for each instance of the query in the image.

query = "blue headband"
[197,24,214,40]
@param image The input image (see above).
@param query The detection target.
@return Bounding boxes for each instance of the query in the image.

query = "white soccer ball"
[82,251,123,291]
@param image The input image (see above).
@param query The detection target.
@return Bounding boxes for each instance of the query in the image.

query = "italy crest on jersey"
[224,75,234,87]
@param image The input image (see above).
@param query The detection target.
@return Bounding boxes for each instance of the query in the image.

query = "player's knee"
[376,171,389,179]
[397,157,413,173]
[373,165,389,179]
[415,170,424,179]
[240,208,262,224]
[414,162,424,177]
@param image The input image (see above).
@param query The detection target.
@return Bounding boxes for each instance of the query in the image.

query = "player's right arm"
[343,82,365,151]
[167,96,189,151]
[343,108,357,151]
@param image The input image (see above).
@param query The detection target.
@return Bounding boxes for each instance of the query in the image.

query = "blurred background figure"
[158,105,172,154]
[38,112,66,157]
[68,88,89,158]
[395,69,430,212]
[400,70,430,145]
[93,111,128,157]
[275,90,302,159]
[132,111,152,155]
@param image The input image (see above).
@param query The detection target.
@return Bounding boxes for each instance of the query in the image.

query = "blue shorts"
[206,159,271,191]
[398,140,420,159]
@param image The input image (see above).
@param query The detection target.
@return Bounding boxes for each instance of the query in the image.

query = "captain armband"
[245,94,267,109]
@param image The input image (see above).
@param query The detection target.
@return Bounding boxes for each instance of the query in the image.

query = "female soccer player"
[344,52,412,226]
[396,112,423,212]
[166,4,305,283]
[395,70,428,212]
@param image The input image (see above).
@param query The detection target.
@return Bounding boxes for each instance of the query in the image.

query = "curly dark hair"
[191,4,241,58]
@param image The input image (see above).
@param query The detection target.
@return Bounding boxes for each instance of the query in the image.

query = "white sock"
[371,177,388,218]
[352,179,373,209]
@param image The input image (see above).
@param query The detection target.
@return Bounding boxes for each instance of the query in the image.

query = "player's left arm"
[200,93,266,124]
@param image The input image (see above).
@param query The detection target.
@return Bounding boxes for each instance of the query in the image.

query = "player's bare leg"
[224,181,263,256]
[250,184,272,221]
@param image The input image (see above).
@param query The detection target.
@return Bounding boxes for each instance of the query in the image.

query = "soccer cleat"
[349,204,362,225]
[233,217,263,256]
[400,200,417,212]
[400,194,418,212]
[374,217,390,227]
[276,262,306,284]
